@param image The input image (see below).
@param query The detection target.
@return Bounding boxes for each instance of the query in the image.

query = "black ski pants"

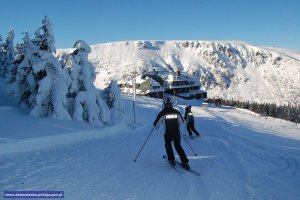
[164,134,189,164]
[187,122,200,136]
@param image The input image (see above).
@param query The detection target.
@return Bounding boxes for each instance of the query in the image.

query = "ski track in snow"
[198,105,300,199]
[1,96,300,200]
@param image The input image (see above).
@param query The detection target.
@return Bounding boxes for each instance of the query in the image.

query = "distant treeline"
[210,98,300,124]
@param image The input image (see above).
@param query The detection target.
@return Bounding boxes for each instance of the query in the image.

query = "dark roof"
[141,73,165,85]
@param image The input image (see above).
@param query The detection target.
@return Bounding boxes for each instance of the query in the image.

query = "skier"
[153,97,190,170]
[184,105,201,138]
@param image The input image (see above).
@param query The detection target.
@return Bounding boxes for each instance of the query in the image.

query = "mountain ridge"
[58,40,300,106]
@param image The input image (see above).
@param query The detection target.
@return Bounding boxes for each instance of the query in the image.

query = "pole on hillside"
[132,78,136,124]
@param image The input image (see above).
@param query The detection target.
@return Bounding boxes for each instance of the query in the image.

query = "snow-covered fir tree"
[102,80,123,119]
[0,34,3,75]
[0,29,15,79]
[66,40,109,124]
[1,17,111,124]
[7,42,24,97]
[36,16,56,53]
[9,31,37,106]
[29,16,71,120]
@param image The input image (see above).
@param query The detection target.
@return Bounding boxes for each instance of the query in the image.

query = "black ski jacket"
[153,107,184,136]
[184,109,194,124]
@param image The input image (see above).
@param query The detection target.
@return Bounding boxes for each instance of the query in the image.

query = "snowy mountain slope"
[1,89,300,199]
[81,40,300,106]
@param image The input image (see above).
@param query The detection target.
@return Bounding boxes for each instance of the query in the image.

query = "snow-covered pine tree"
[102,80,123,119]
[9,31,37,107]
[0,29,15,79]
[7,42,24,97]
[57,52,69,69]
[30,16,71,120]
[0,34,3,76]
[37,16,56,53]
[67,40,110,124]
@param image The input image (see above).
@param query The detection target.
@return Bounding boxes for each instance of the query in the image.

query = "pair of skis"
[163,155,200,176]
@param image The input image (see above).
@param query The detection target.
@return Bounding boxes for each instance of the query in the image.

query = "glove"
[153,123,159,129]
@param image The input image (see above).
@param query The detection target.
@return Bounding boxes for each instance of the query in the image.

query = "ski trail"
[1,100,300,200]
[194,105,300,199]
[0,123,130,155]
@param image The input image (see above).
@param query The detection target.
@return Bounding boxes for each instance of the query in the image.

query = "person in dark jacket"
[184,105,200,138]
[153,97,190,169]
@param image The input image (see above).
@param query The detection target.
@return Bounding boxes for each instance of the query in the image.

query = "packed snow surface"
[1,80,300,199]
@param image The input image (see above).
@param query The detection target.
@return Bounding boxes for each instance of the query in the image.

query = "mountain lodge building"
[118,70,207,100]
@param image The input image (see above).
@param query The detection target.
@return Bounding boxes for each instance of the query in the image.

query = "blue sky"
[1,0,300,51]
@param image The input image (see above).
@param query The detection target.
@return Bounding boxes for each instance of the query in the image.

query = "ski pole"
[184,124,188,138]
[133,126,155,162]
[181,131,197,156]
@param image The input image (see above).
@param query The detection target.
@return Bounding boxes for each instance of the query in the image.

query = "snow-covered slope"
[1,79,300,199]
[85,40,300,106]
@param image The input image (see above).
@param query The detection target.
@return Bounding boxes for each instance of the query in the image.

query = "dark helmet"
[186,105,191,111]
[164,97,173,107]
